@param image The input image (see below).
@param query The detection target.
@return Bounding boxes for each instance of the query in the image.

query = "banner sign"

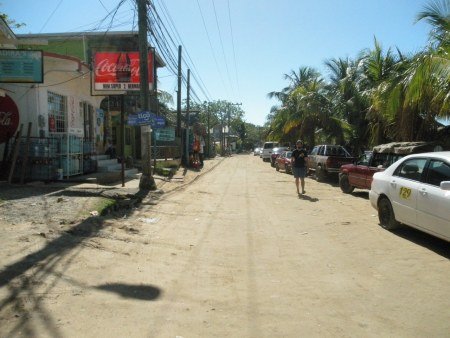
[127,111,165,128]
[0,49,43,83]
[155,127,175,141]
[93,52,153,91]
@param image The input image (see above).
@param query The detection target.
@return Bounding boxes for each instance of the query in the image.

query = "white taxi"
[369,151,450,241]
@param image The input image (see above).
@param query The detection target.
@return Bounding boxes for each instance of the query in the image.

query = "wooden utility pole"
[120,96,125,187]
[138,0,156,190]
[19,122,32,184]
[8,124,23,184]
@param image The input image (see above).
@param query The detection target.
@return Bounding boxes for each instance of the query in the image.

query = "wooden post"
[20,122,32,184]
[8,124,23,184]
[120,95,125,187]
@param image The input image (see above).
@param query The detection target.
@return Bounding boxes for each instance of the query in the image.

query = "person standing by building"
[291,140,308,195]
[199,136,205,167]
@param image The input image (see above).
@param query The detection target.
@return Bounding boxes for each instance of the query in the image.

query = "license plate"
[399,187,411,199]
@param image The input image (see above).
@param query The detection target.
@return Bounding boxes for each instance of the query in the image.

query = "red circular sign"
[0,95,20,144]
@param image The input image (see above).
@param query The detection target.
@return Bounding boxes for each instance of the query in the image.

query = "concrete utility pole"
[185,69,190,165]
[176,45,182,138]
[176,45,182,160]
[206,102,211,157]
[226,102,242,152]
[138,0,156,190]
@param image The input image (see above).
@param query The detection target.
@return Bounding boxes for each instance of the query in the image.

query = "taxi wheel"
[339,174,355,194]
[378,197,400,230]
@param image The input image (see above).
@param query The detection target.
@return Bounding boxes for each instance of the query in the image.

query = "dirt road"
[0,154,449,337]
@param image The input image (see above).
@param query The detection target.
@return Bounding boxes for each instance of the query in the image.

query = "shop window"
[48,91,66,133]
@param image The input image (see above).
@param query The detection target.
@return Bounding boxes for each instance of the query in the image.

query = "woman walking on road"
[291,140,308,195]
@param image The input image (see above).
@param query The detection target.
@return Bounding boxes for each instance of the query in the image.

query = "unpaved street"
[0,154,449,337]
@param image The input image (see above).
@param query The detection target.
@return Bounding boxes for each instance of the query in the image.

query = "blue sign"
[0,49,43,83]
[127,111,165,128]
[153,116,166,128]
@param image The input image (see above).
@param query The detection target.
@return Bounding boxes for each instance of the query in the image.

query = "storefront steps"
[91,155,139,180]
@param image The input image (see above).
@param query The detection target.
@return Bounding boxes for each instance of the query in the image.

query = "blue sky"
[2,0,433,126]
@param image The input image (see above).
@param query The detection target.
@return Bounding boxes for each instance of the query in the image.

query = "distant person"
[291,140,308,195]
[199,136,205,166]
[105,140,116,159]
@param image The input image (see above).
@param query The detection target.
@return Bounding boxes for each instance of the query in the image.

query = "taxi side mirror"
[440,181,450,190]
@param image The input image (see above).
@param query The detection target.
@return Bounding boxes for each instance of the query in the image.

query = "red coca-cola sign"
[0,94,20,144]
[93,52,154,91]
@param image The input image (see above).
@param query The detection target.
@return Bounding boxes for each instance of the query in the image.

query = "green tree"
[0,11,25,29]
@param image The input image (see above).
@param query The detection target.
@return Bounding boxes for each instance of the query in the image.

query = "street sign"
[127,112,165,128]
[155,127,175,141]
[127,111,155,126]
[153,116,166,129]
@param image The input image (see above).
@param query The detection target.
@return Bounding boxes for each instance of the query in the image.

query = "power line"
[211,0,234,97]
[152,0,212,101]
[195,0,229,98]
[39,0,65,33]
[98,0,109,12]
[227,0,241,100]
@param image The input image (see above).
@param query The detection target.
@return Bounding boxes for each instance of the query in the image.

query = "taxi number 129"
[399,187,412,199]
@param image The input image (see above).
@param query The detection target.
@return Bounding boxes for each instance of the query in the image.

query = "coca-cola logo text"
[93,52,153,84]
[0,111,12,126]
[94,59,140,78]
[0,95,20,144]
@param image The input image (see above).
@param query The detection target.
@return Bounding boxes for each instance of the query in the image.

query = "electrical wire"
[227,0,241,100]
[151,0,212,101]
[146,2,211,107]
[194,0,229,99]
[153,0,212,100]
[211,0,234,97]
[39,0,65,33]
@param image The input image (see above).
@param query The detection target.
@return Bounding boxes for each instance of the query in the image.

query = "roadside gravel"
[0,157,223,228]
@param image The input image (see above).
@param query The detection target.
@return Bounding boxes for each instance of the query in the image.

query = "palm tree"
[387,0,450,141]
[324,57,370,151]
[358,38,404,145]
[267,67,323,143]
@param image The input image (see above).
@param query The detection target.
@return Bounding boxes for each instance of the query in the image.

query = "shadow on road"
[350,191,369,200]
[96,283,161,301]
[0,193,155,337]
[0,183,63,201]
[391,227,450,259]
[298,194,319,202]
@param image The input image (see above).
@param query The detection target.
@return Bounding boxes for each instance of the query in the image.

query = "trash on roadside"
[138,217,160,224]
[90,210,99,216]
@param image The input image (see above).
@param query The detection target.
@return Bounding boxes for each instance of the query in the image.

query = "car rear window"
[394,158,427,181]
[425,160,450,186]
[263,142,278,149]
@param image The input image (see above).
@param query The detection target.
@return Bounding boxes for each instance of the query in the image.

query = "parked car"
[253,147,261,156]
[369,151,450,242]
[307,145,355,181]
[275,151,293,173]
[270,147,289,167]
[339,142,445,193]
[261,141,279,162]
